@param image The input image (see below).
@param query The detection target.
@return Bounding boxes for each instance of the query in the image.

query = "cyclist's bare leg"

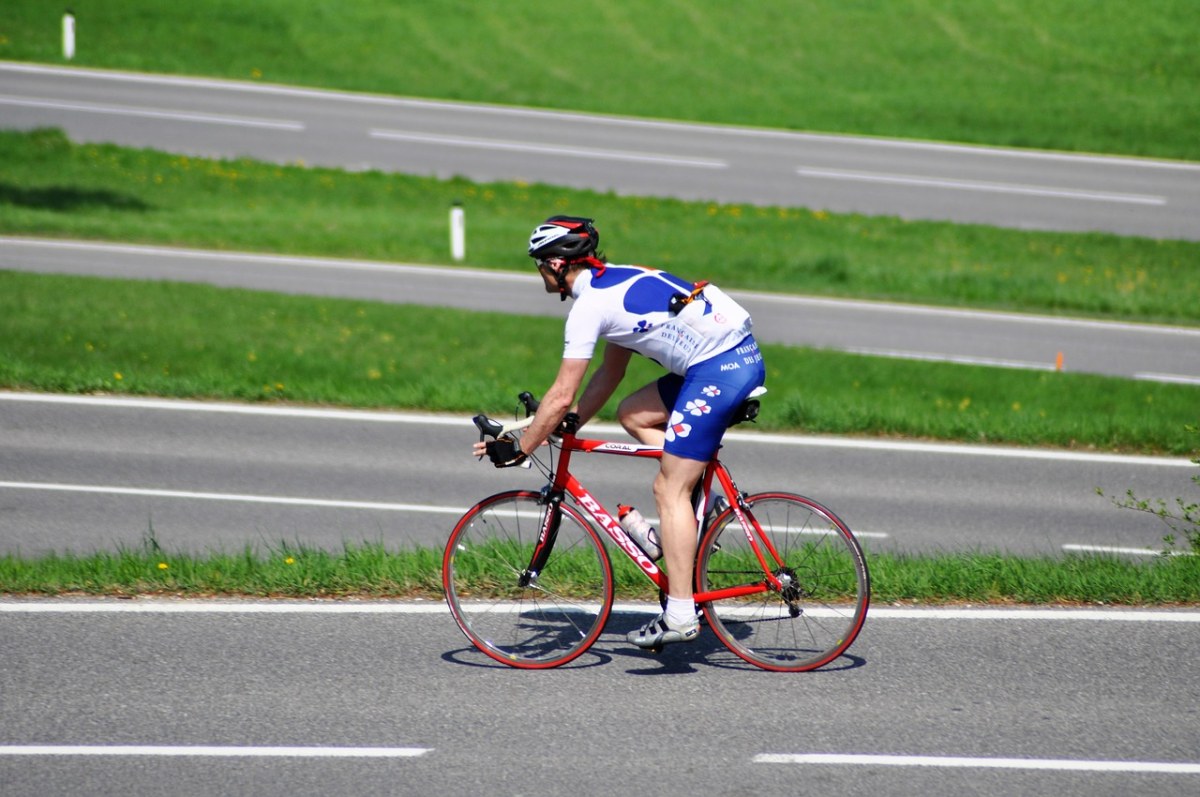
[654,452,707,602]
[616,381,668,446]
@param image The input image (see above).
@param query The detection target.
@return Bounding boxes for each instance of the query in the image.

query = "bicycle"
[442,391,870,672]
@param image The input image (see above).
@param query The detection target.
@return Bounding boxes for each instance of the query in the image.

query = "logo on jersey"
[633,319,653,333]
[685,399,712,417]
[665,411,692,441]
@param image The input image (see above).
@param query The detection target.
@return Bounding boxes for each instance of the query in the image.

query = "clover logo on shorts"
[685,399,711,416]
[702,385,721,397]
[665,411,692,441]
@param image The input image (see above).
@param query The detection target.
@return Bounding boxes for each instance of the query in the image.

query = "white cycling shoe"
[627,612,700,649]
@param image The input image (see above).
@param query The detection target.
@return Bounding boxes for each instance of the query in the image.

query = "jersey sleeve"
[562,299,604,360]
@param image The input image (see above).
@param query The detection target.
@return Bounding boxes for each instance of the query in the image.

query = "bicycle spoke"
[697,493,870,672]
[443,491,614,669]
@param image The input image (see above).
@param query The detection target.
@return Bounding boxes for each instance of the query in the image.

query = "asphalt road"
[5,237,1199,384]
[1,601,1198,797]
[2,392,1190,558]
[3,62,1199,241]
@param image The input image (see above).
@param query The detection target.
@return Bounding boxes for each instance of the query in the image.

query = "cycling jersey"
[563,264,763,461]
[563,265,753,374]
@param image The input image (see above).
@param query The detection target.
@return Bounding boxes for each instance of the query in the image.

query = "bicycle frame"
[534,429,789,601]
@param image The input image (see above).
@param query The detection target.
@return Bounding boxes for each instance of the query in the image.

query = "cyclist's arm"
[516,357,591,456]
[573,343,632,427]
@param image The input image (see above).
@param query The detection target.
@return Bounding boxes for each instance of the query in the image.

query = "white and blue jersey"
[564,265,752,373]
[566,265,766,461]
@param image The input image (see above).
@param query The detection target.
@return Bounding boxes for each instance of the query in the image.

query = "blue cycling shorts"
[656,335,766,462]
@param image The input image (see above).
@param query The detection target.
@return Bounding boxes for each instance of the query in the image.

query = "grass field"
[3,1,1198,160]
[3,269,1197,455]
[3,539,1197,605]
[4,129,1198,325]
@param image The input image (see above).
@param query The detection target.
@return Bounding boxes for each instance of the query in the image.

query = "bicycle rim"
[697,492,870,672]
[443,491,613,669]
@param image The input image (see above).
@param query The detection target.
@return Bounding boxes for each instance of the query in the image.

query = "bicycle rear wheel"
[696,492,869,672]
[443,490,614,669]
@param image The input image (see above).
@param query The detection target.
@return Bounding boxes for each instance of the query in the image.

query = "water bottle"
[618,505,662,561]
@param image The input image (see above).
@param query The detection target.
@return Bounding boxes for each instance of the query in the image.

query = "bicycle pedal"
[649,644,664,655]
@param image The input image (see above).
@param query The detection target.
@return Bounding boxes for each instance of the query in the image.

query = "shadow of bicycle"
[442,609,867,674]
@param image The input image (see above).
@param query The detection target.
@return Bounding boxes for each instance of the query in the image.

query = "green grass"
[2,540,1197,606]
[3,1,1198,160]
[3,269,1197,455]
[4,129,1198,325]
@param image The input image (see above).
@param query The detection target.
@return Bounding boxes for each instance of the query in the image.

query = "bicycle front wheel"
[696,492,870,672]
[443,490,614,669]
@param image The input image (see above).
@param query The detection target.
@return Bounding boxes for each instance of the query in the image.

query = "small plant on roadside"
[1099,424,1200,555]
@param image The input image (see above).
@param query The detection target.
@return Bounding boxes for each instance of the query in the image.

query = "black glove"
[485,437,527,468]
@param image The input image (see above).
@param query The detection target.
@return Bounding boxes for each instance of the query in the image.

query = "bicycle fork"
[518,486,564,588]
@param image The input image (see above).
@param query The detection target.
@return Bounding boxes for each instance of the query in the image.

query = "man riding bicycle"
[474,215,766,649]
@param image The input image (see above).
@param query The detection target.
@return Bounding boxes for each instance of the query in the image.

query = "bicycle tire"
[443,490,614,669]
[696,492,870,672]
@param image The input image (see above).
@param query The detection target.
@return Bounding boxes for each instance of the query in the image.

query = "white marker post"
[449,202,465,262]
[63,11,76,61]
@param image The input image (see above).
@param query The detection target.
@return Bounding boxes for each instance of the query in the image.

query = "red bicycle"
[443,391,870,671]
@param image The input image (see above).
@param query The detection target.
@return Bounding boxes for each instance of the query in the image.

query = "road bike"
[442,391,870,672]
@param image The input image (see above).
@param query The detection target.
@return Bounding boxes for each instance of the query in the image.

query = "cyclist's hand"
[484,436,528,468]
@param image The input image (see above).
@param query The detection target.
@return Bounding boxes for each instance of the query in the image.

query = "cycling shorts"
[656,335,766,462]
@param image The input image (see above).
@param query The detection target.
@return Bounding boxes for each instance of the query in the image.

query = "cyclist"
[474,214,767,649]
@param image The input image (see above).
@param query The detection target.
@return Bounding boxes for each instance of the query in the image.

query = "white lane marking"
[753,753,1200,774]
[6,236,1197,339]
[0,481,467,515]
[369,128,727,169]
[0,236,540,284]
[1062,544,1189,557]
[848,350,1198,386]
[735,287,1200,338]
[0,95,304,131]
[0,745,429,758]
[845,347,1057,372]
[0,479,889,538]
[1,391,1191,468]
[797,166,1166,205]
[3,601,1199,622]
[1135,372,1200,386]
[6,63,1199,173]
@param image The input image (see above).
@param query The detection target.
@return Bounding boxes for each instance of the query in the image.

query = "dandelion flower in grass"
[157,562,169,570]
[284,557,296,565]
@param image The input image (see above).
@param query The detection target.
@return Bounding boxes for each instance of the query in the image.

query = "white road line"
[846,350,1194,386]
[1062,544,1188,557]
[3,602,1199,621]
[0,236,540,284]
[0,480,467,515]
[0,745,430,758]
[7,236,1197,339]
[0,95,304,131]
[2,391,1191,467]
[845,347,1057,372]
[0,479,888,538]
[369,128,727,169]
[1135,372,1200,386]
[797,166,1166,205]
[754,753,1200,774]
[6,63,1198,173]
